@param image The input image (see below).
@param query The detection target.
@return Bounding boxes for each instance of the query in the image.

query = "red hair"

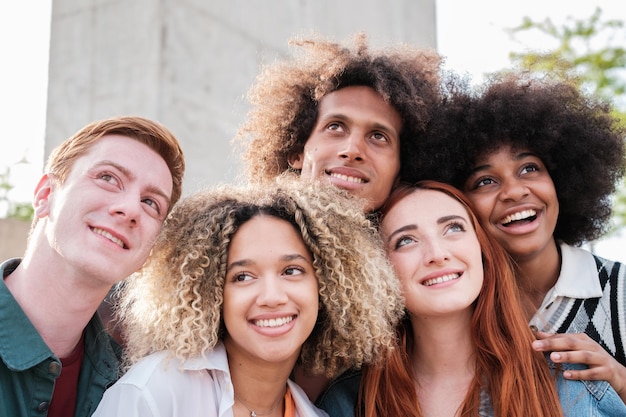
[359,181,562,417]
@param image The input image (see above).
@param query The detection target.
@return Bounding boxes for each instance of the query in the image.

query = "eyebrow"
[385,214,468,244]
[227,253,311,271]
[386,224,417,245]
[95,160,172,209]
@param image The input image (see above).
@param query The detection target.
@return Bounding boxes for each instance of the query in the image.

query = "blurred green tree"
[506,7,626,231]
[0,164,34,221]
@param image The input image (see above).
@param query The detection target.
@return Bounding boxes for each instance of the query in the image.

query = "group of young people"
[1,32,625,417]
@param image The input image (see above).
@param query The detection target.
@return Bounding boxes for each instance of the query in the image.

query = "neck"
[4,251,110,358]
[226,343,292,417]
[410,311,475,379]
[514,240,561,310]
[409,313,475,417]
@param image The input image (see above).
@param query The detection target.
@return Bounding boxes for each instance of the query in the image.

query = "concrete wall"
[0,218,29,260]
[2,0,437,261]
[45,0,437,194]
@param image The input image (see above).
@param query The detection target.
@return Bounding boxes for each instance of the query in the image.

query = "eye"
[98,172,119,186]
[520,163,540,175]
[444,221,466,235]
[327,122,343,132]
[283,266,304,276]
[371,132,389,143]
[233,272,254,282]
[141,197,161,214]
[473,176,496,189]
[393,235,416,250]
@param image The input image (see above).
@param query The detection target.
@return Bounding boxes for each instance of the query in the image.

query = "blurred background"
[1,0,624,262]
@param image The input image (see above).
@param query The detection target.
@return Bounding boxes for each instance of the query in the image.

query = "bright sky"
[1,0,624,260]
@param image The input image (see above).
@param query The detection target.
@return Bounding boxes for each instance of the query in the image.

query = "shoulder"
[115,351,180,388]
[592,252,625,273]
[555,365,626,416]
[94,351,228,416]
[315,368,361,417]
[287,380,329,417]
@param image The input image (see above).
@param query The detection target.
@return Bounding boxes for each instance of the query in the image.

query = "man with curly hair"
[236,33,441,213]
[407,73,626,403]
[0,116,185,417]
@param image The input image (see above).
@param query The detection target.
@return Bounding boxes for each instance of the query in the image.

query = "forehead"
[474,144,538,165]
[74,134,152,161]
[229,215,310,257]
[384,190,469,226]
[68,134,173,196]
[318,86,402,130]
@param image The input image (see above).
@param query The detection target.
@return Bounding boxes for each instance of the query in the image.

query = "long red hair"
[359,181,562,417]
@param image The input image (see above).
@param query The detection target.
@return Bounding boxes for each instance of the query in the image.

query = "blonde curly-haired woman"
[93,179,403,417]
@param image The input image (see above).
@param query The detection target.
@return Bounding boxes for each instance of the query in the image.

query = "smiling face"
[462,145,559,263]
[381,189,483,318]
[34,134,173,286]
[290,85,402,212]
[222,215,319,367]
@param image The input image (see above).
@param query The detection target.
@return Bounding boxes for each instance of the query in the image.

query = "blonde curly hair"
[117,177,404,377]
[235,33,441,185]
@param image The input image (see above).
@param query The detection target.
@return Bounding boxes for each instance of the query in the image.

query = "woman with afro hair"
[406,72,626,402]
[92,178,404,417]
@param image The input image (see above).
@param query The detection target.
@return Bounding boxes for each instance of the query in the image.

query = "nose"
[423,237,450,266]
[256,275,289,307]
[338,134,365,162]
[499,177,529,202]
[109,195,140,227]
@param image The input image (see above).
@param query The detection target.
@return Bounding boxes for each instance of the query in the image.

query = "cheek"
[304,281,320,310]
[390,255,414,283]
[467,199,491,223]
[299,149,320,179]
[221,291,238,327]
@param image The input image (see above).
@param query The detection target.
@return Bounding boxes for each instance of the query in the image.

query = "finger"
[561,366,612,382]
[550,350,600,366]
[533,334,595,352]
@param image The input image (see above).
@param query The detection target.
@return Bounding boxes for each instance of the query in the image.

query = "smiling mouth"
[253,316,294,328]
[500,209,537,227]
[91,227,127,248]
[327,172,366,184]
[422,273,460,287]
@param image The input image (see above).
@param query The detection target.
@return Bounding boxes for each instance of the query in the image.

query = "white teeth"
[254,316,293,328]
[329,172,365,183]
[501,209,537,225]
[92,228,125,248]
[422,273,460,287]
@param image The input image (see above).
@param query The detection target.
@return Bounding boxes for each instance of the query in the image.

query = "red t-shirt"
[47,336,85,417]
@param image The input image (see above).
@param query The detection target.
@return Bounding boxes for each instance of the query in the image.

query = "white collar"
[552,243,602,299]
[180,341,230,373]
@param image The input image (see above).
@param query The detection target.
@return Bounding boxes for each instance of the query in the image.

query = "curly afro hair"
[406,72,625,245]
[236,32,441,186]
[116,177,404,377]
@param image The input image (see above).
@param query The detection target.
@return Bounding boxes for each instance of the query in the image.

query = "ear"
[287,153,304,170]
[33,174,54,218]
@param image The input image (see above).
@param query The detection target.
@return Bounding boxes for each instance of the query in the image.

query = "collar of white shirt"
[552,243,603,299]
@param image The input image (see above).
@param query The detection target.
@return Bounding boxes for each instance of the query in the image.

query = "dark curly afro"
[406,72,625,245]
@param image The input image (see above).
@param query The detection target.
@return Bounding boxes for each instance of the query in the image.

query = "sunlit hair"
[236,32,441,187]
[358,181,563,417]
[45,115,185,212]
[406,72,625,245]
[116,177,404,376]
